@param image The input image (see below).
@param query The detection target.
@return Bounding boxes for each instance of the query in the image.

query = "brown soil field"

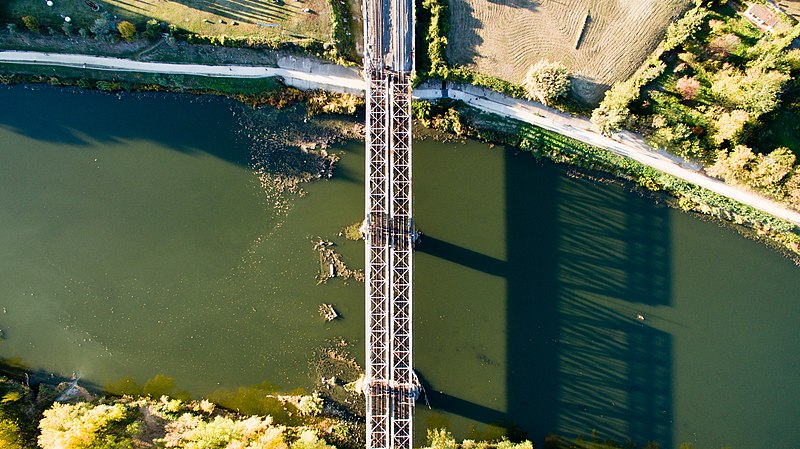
[447,0,691,103]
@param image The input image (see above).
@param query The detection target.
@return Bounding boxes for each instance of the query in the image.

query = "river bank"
[2,61,798,262]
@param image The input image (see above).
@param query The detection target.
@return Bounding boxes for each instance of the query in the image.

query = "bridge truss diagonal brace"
[364,67,416,449]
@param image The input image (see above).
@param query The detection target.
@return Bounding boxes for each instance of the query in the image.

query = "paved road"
[3,50,799,227]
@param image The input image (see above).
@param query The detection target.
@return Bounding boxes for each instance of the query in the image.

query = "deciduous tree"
[21,16,39,33]
[522,59,570,106]
[117,21,136,41]
[675,75,701,100]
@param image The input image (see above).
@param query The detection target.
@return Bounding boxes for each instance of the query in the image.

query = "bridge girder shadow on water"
[413,138,673,448]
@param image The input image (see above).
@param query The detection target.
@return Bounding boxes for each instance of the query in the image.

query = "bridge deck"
[363,0,415,444]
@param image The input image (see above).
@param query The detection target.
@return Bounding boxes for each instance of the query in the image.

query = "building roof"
[744,3,782,31]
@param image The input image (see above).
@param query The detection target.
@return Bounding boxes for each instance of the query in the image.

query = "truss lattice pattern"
[363,0,415,444]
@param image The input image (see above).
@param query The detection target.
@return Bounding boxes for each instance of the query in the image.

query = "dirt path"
[2,49,799,226]
[0,50,365,94]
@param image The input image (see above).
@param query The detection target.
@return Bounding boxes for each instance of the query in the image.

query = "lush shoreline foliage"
[591,0,800,212]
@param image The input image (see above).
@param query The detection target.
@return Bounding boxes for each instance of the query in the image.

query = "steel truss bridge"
[361,0,417,445]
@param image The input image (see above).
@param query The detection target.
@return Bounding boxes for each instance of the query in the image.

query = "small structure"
[743,2,782,33]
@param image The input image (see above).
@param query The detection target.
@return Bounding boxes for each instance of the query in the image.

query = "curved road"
[2,49,800,227]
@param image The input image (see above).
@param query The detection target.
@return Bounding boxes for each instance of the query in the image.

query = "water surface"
[1,85,799,448]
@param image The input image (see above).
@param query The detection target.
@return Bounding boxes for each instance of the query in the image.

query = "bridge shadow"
[414,141,673,448]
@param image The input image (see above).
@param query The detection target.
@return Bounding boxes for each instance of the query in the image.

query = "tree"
[522,59,570,106]
[62,21,74,36]
[78,27,89,39]
[143,19,161,40]
[0,419,25,449]
[711,63,790,117]
[38,402,139,449]
[751,147,796,190]
[21,16,39,33]
[708,145,757,185]
[708,33,741,57]
[6,23,17,33]
[675,75,701,100]
[712,109,749,145]
[663,7,708,51]
[117,21,136,41]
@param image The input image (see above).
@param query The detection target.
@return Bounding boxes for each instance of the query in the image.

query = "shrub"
[522,59,570,106]
[21,16,39,33]
[117,21,136,41]
[297,393,324,416]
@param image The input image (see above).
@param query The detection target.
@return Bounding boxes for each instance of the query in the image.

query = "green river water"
[1,85,799,448]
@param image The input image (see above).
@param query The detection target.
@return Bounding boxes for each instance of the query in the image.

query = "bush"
[522,59,570,106]
[117,21,136,41]
[21,16,39,33]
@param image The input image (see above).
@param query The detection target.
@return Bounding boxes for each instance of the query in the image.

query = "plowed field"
[447,0,690,103]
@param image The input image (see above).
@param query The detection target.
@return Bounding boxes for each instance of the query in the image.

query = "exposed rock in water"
[314,239,365,284]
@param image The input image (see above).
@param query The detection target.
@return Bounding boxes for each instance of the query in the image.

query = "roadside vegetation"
[591,0,800,212]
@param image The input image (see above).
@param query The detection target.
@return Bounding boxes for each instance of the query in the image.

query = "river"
[1,85,799,449]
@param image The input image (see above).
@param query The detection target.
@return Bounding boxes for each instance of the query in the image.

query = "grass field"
[2,0,333,42]
[446,0,691,104]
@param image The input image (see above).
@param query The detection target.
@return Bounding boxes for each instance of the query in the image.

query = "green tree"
[38,402,139,449]
[117,21,136,41]
[6,23,17,33]
[663,7,708,51]
[143,19,161,40]
[21,16,39,33]
[711,64,790,117]
[522,59,570,106]
[752,147,796,191]
[90,14,114,39]
[0,419,25,449]
[711,109,749,145]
